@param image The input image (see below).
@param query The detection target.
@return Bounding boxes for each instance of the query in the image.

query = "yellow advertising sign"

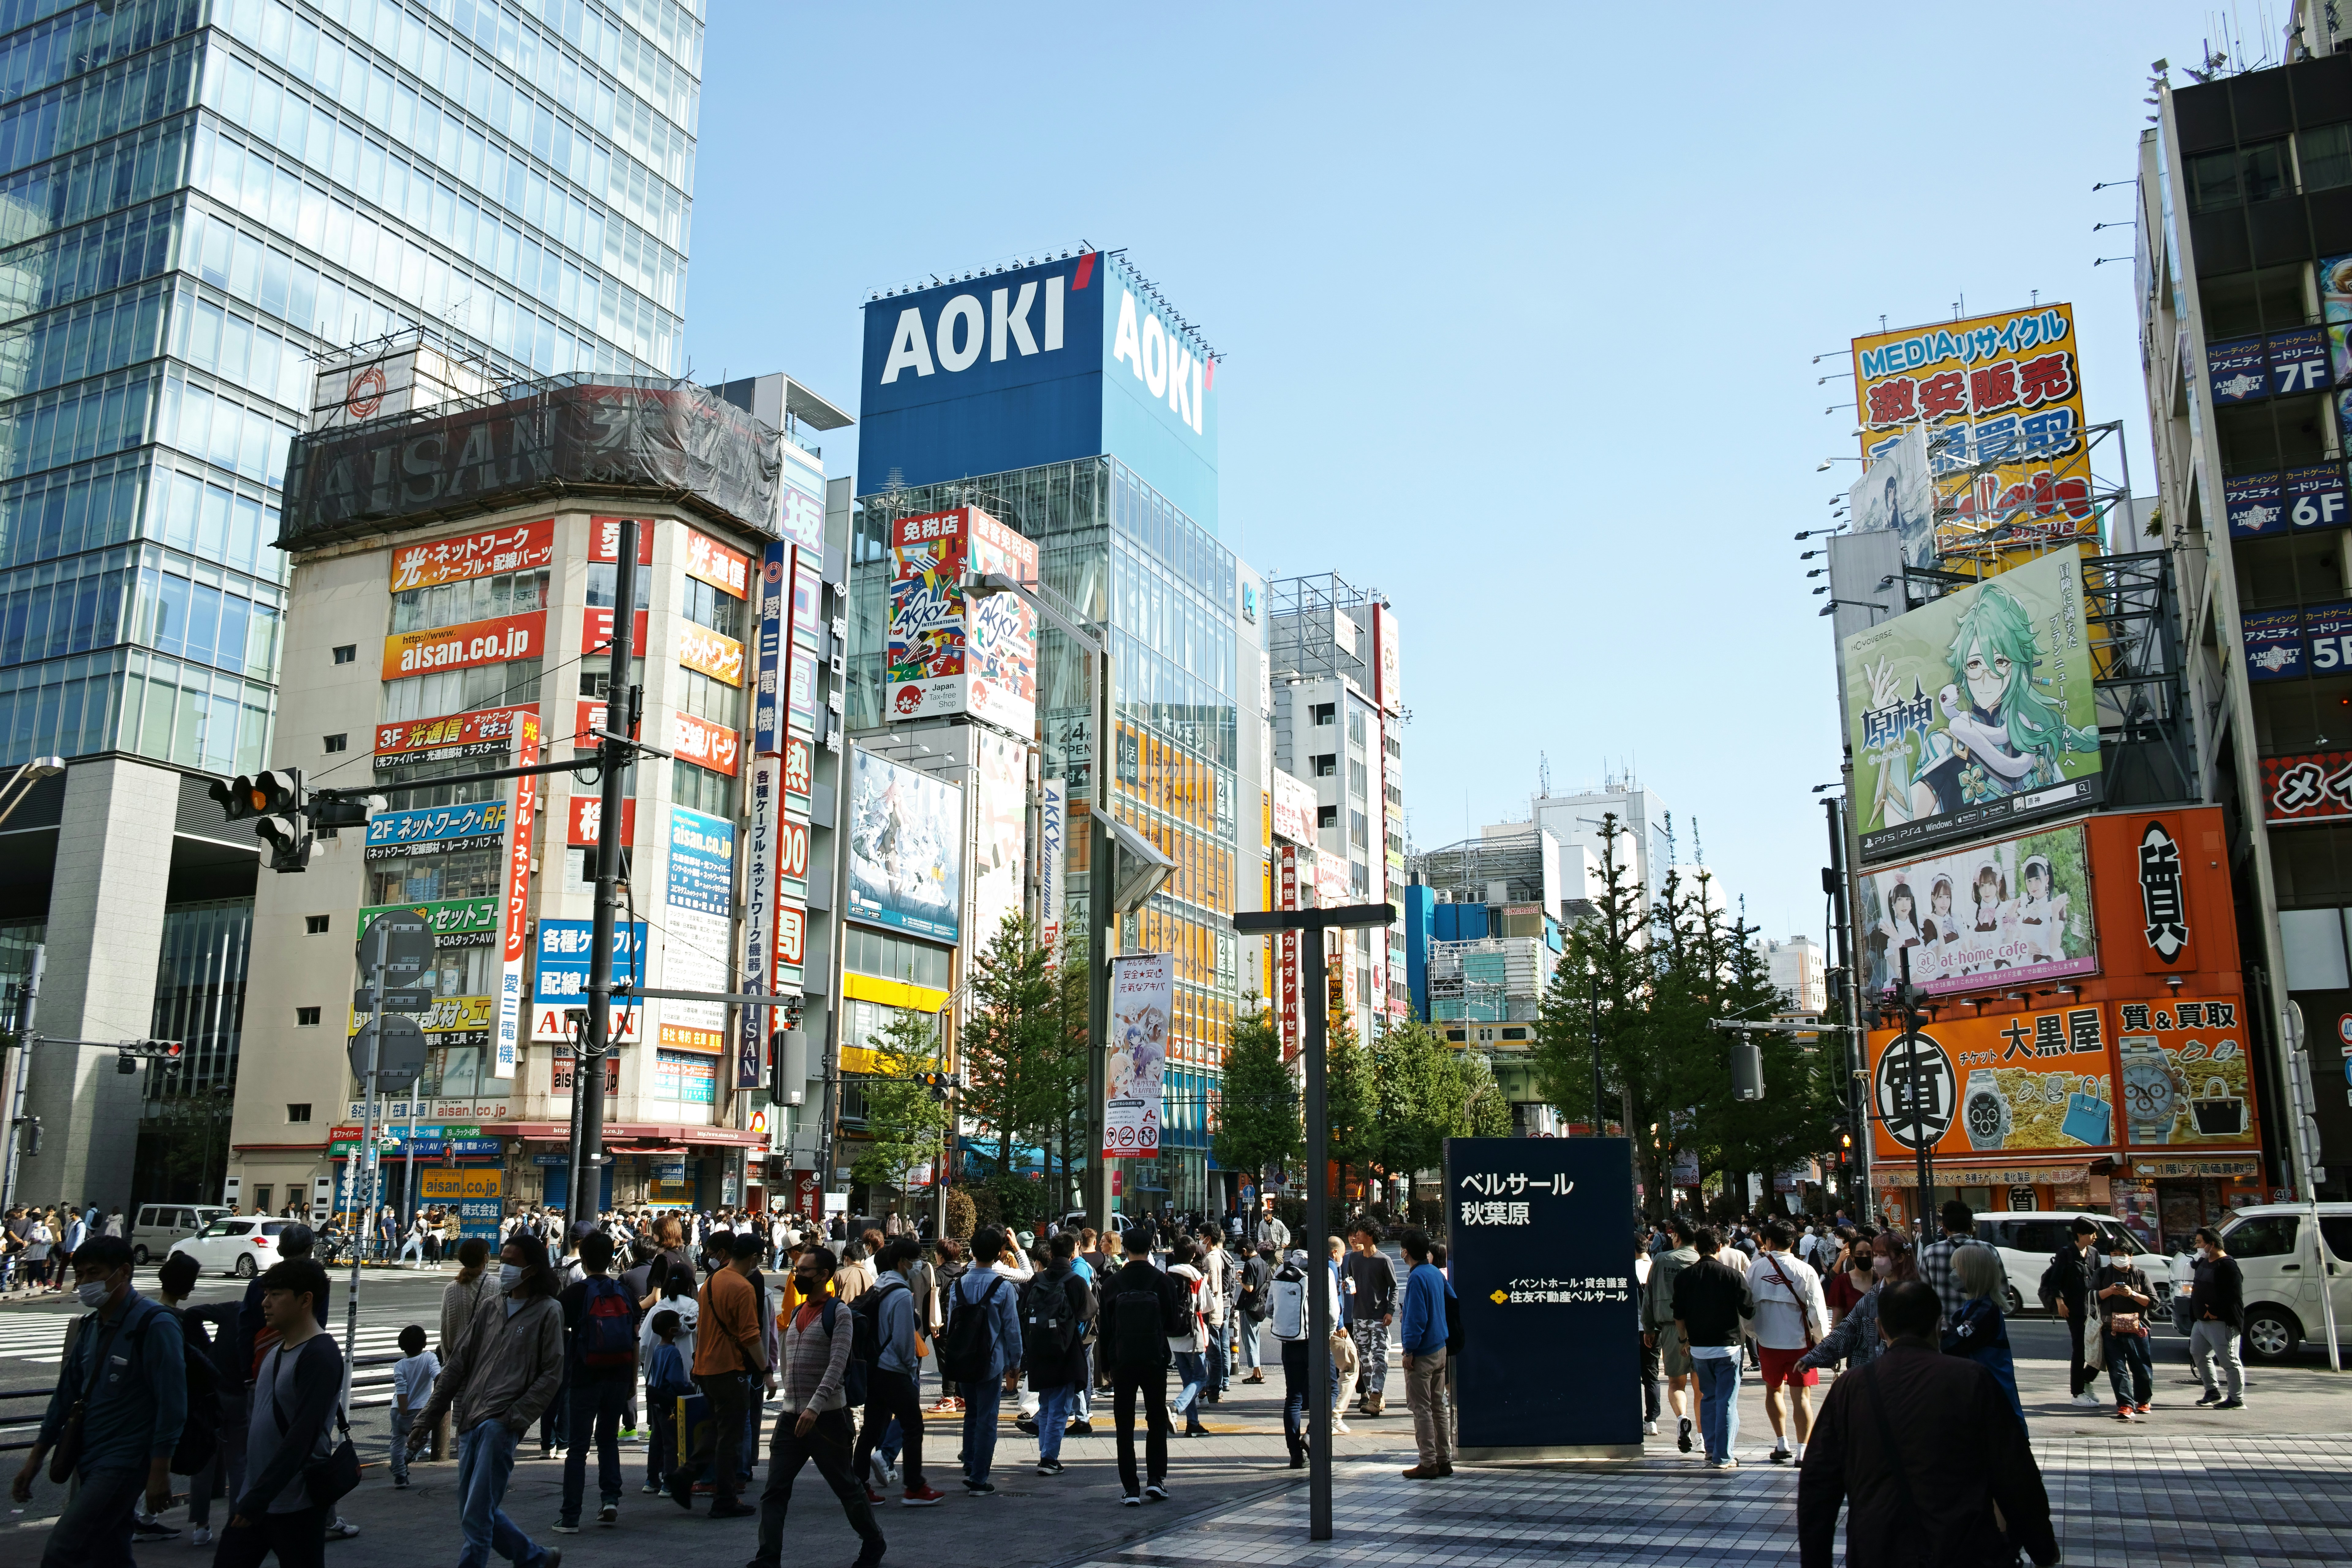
[1852,304,2097,561]
[419,1168,503,1201]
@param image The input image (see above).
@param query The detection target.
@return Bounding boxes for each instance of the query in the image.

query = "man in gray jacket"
[1643,1216,1700,1454]
[413,1236,566,1568]
[852,1239,938,1505]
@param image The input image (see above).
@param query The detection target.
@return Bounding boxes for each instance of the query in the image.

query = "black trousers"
[692,1372,752,1510]
[852,1367,926,1491]
[751,1407,882,1565]
[2065,1306,2092,1395]
[211,1503,328,1568]
[1112,1366,1171,1495]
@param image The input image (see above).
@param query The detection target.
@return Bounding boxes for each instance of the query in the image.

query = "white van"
[1971,1211,2169,1317]
[130,1203,231,1265]
[2218,1202,2352,1363]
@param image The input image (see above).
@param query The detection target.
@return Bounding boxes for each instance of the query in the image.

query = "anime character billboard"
[1850,425,1936,569]
[846,749,964,944]
[1844,548,2101,861]
[1856,821,2094,997]
[884,507,1039,730]
[1104,951,1170,1158]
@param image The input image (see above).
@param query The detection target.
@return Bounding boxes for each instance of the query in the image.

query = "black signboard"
[1444,1136,1642,1457]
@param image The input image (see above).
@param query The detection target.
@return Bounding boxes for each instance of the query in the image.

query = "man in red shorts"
[1749,1219,1829,1465]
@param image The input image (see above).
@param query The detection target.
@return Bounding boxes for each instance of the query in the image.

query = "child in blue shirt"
[643,1309,695,1497]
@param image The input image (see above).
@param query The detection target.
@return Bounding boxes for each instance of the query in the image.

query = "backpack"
[1169,1271,1201,1340]
[577,1277,637,1370]
[1111,1286,1171,1374]
[940,1273,1007,1384]
[1022,1275,1081,1373]
[1443,1280,1463,1357]
[823,1289,886,1408]
[112,1302,219,1477]
[1269,1269,1306,1340]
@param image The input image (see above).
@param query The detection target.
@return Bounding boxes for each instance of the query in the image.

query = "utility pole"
[574,518,639,1228]
[0,945,42,1217]
[1588,969,1603,1134]
[1894,945,1932,1241]
[1823,793,1871,1215]
[1233,901,1394,1545]
[343,922,389,1414]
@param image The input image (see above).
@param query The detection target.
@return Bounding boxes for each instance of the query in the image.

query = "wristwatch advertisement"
[2119,1036,2180,1143]
[1961,1069,2011,1151]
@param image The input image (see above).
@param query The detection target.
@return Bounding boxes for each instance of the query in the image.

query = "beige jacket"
[422,1292,564,1436]
[438,1271,500,1361]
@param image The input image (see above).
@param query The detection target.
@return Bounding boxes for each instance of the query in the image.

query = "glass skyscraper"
[849,455,1241,1211]
[0,0,699,1212]
[0,0,696,768]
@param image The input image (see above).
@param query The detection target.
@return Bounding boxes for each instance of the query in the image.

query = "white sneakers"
[2071,1391,2104,1408]
[1643,1419,1659,1436]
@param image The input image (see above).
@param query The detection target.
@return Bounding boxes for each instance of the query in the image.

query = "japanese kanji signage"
[1869,1010,2113,1160]
[363,800,509,859]
[2115,996,2259,1150]
[2226,464,2348,542]
[1445,1137,1639,1457]
[885,506,1039,729]
[2082,809,2230,978]
[2263,749,2352,824]
[390,518,553,592]
[373,705,535,770]
[1851,304,2095,559]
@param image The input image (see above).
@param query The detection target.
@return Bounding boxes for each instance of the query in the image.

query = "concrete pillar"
[19,757,179,1213]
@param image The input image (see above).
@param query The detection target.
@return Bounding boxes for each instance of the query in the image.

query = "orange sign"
[671,710,739,776]
[678,624,745,686]
[382,612,543,680]
[374,704,537,763]
[580,607,649,656]
[2082,808,2235,979]
[390,519,552,592]
[684,528,751,598]
[567,796,636,848]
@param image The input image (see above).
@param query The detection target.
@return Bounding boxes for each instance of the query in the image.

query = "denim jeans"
[2105,1329,2154,1407]
[1693,1352,1741,1464]
[1075,1347,1093,1420]
[390,1409,415,1485]
[456,1420,546,1568]
[40,1466,144,1568]
[958,1376,1003,1484]
[1036,1382,1076,1462]
[559,1373,631,1522]
[1238,1314,1263,1373]
[1173,1351,1208,1423]
[646,1398,679,1490]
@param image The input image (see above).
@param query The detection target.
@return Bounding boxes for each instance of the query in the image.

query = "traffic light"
[1730,1035,1764,1101]
[308,792,370,832]
[768,1028,808,1106]
[256,813,312,873]
[214,770,312,870]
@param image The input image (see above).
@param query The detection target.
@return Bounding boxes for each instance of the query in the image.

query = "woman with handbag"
[2095,1242,2157,1419]
[219,1257,349,1568]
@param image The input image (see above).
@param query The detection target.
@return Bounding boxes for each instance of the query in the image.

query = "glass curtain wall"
[850,455,1239,1212]
[133,895,251,1204]
[0,0,700,766]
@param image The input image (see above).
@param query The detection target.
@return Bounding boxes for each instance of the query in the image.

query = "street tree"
[852,1006,951,1194]
[1210,993,1300,1191]
[959,911,1057,1180]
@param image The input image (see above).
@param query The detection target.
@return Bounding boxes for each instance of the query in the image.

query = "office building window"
[1310,702,1334,726]
[1347,706,1365,744]
[322,733,346,752]
[1312,754,1335,777]
[670,759,736,819]
[2303,122,2352,190]
[1317,804,1337,828]
[295,1008,320,1026]
[842,925,952,990]
[286,1104,310,1122]
[333,644,356,664]
[304,915,328,933]
[2188,140,2287,210]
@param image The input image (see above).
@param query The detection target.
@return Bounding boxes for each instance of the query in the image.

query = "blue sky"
[686,2,2244,940]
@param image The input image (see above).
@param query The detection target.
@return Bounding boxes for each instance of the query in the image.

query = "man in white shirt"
[1748,1219,1829,1464]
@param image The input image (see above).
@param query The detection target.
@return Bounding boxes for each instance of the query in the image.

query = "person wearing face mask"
[411,1237,567,1568]
[2183,1226,2245,1409]
[1795,1232,1916,1378]
[13,1234,186,1568]
[2035,1217,2104,1408]
[2095,1239,2156,1420]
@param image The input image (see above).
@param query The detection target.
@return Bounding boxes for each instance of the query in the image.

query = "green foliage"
[1212,995,1302,1183]
[1456,1047,1512,1138]
[1370,1019,1454,1180]
[851,1007,952,1192]
[944,1185,976,1240]
[1321,1010,1378,1199]
[1532,812,1842,1219]
[959,912,1059,1175]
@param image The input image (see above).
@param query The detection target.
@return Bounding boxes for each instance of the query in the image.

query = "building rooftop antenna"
[1539,750,1551,799]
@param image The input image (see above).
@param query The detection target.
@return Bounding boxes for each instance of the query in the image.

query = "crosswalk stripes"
[0,1312,409,1407]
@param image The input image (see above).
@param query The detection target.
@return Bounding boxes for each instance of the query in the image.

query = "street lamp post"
[1231,901,1394,1545]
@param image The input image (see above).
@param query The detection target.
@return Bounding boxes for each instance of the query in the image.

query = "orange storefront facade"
[1866,806,2270,1247]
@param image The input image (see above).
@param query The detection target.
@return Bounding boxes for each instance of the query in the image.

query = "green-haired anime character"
[1866,579,2099,826]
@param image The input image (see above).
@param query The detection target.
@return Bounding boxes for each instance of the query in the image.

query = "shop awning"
[2126,1155,2264,1180]
[1874,1161,2094,1188]
[499,1122,767,1148]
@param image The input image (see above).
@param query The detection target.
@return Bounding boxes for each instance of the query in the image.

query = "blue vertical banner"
[753,541,786,756]
[1443,1137,1641,1457]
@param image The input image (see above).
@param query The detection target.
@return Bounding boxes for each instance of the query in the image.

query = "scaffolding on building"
[1425,936,1556,1024]
[1410,825,1550,907]
[1267,571,1383,686]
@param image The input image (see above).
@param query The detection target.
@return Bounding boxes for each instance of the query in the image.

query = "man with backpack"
[852,1238,942,1506]
[940,1227,1023,1495]
[13,1234,186,1567]
[555,1231,639,1532]
[1022,1233,1093,1476]
[152,1253,228,1545]
[1269,1246,1341,1469]
[749,1246,884,1568]
[222,1257,346,1568]
[1096,1227,1184,1504]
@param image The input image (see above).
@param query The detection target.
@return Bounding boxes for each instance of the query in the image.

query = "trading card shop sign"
[1444,1136,1640,1457]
